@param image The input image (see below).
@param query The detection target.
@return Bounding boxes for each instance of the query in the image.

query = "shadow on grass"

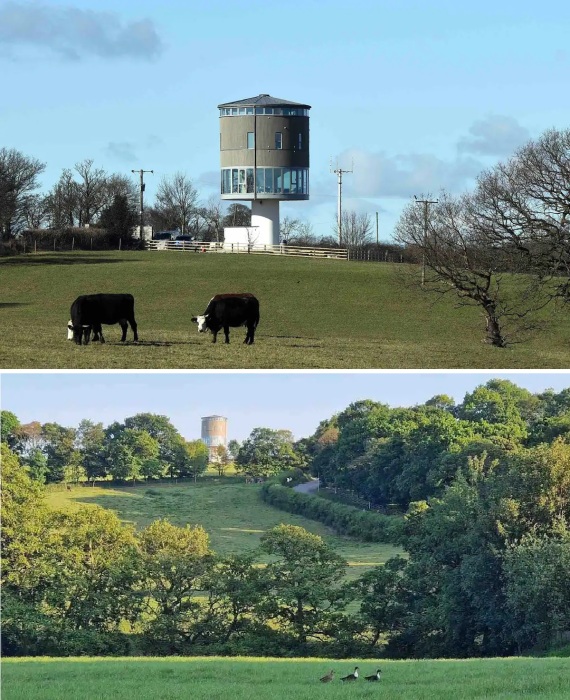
[0,256,140,267]
[0,302,31,308]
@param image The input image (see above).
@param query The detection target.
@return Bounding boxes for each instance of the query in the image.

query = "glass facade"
[221,167,309,196]
[220,107,309,117]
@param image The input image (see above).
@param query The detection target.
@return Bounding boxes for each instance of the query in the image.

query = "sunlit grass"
[1,250,569,368]
[45,481,402,574]
[3,656,569,700]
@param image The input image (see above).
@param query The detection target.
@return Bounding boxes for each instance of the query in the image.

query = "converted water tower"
[201,415,228,461]
[218,94,311,246]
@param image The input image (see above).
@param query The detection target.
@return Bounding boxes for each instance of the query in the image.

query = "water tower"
[218,94,311,246]
[201,415,228,461]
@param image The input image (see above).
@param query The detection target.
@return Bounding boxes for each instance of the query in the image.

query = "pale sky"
[2,0,569,239]
[2,372,570,443]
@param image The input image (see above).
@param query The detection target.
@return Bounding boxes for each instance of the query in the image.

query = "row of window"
[221,167,309,196]
[220,107,309,117]
[246,132,302,150]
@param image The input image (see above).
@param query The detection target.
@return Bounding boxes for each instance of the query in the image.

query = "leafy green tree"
[177,439,209,481]
[503,532,570,652]
[260,524,350,646]
[1,444,52,600]
[214,444,230,476]
[76,420,108,483]
[24,447,49,483]
[41,507,142,631]
[107,428,159,483]
[1,410,20,447]
[199,554,268,644]
[353,557,408,648]
[124,413,184,462]
[140,457,167,481]
[235,428,301,479]
[138,520,212,647]
[41,422,77,483]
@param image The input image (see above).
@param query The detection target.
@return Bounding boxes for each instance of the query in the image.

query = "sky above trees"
[3,372,570,444]
[2,0,568,239]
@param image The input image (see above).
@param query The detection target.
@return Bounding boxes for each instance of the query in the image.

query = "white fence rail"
[146,240,348,259]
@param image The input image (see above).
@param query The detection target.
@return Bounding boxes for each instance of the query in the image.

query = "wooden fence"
[146,240,349,259]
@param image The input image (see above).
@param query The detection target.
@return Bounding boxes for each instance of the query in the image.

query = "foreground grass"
[1,250,569,368]
[3,656,569,700]
[46,481,401,575]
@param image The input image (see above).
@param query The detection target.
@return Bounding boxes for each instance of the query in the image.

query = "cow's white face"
[194,315,208,332]
[67,320,74,340]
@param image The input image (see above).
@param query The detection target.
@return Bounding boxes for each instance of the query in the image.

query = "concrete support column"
[251,199,280,246]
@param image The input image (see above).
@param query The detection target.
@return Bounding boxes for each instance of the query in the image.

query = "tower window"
[298,133,302,150]
[275,132,283,150]
[247,132,255,149]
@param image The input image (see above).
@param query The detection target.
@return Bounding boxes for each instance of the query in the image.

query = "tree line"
[0,412,309,485]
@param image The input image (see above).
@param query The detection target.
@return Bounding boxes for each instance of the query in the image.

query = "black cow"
[67,293,138,345]
[191,293,259,344]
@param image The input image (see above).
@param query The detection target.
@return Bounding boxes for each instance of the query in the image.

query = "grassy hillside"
[46,481,401,576]
[1,250,569,368]
[3,656,569,700]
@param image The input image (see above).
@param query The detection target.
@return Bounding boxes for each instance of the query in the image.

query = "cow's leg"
[224,325,230,344]
[82,327,91,345]
[212,331,217,343]
[245,322,255,344]
[119,320,128,342]
[129,318,138,342]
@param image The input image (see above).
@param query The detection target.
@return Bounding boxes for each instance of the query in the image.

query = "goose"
[365,669,382,682]
[319,670,335,683]
[340,667,359,682]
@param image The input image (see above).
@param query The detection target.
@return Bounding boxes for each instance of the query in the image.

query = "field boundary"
[146,240,348,259]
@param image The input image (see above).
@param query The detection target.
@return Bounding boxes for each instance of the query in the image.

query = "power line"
[131,169,154,239]
[414,196,438,286]
[330,159,353,245]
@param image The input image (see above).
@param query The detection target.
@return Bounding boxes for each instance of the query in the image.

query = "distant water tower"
[218,94,311,246]
[201,415,228,460]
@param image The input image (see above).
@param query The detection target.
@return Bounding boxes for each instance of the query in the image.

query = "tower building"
[218,94,311,246]
[201,415,228,461]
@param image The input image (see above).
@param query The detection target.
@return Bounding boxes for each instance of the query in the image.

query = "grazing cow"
[67,293,138,345]
[191,293,259,344]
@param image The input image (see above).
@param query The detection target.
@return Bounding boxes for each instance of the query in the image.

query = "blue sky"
[2,0,569,240]
[2,372,570,443]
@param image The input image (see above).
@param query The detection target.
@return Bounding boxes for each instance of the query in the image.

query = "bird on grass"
[340,667,359,682]
[319,670,335,683]
[364,669,382,682]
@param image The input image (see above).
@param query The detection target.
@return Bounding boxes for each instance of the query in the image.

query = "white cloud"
[105,141,138,163]
[0,2,163,61]
[457,114,530,156]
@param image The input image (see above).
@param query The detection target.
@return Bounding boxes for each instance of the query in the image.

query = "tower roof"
[218,94,311,109]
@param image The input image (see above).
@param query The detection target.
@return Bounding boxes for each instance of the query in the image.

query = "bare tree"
[333,210,373,247]
[154,172,199,234]
[199,196,226,242]
[395,192,550,347]
[0,148,46,238]
[22,194,50,230]
[74,159,108,226]
[223,203,251,228]
[45,168,79,230]
[472,128,570,299]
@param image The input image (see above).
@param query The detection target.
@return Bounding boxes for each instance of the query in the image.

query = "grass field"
[3,656,569,700]
[46,481,401,576]
[1,250,569,368]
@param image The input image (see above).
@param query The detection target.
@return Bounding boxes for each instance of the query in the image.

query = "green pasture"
[46,481,401,575]
[3,656,569,700]
[1,250,569,368]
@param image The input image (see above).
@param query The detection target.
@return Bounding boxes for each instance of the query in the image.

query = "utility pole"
[131,169,153,239]
[414,196,438,286]
[376,211,379,245]
[331,160,353,246]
